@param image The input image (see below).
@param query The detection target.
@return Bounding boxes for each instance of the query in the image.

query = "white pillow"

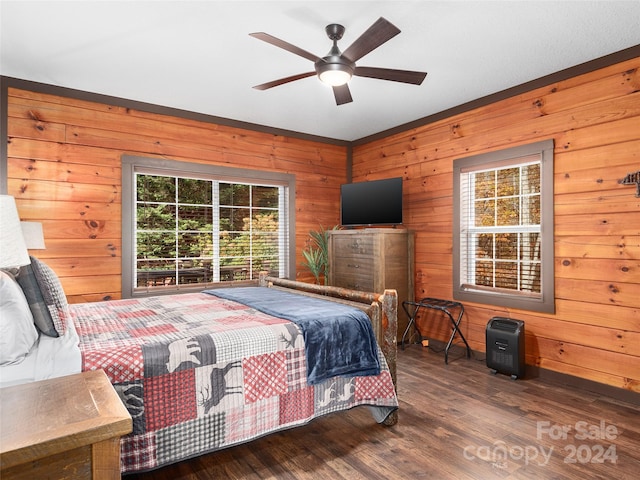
[0,270,39,365]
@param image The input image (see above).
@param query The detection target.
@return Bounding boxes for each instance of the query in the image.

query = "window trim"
[452,139,555,313]
[122,155,296,298]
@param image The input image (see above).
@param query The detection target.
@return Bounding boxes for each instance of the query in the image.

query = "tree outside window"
[135,174,282,291]
[453,140,554,313]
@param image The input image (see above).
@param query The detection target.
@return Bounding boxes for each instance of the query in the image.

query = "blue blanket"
[205,287,380,385]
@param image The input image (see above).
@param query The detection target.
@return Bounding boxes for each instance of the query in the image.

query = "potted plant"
[301,225,338,285]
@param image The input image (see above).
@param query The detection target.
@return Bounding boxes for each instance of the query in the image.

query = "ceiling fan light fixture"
[319,68,351,86]
[316,61,353,87]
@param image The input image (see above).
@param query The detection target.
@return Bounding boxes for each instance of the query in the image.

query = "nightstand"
[0,369,132,480]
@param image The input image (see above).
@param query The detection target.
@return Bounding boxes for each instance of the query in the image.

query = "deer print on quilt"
[71,291,398,474]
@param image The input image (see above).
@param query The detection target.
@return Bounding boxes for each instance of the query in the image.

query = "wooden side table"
[1,369,132,480]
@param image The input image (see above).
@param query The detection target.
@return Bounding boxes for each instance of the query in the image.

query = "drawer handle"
[347,263,360,269]
[350,242,360,249]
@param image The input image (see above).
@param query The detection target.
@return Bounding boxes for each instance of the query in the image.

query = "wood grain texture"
[0,370,132,479]
[328,229,415,337]
[6,88,348,294]
[5,58,639,394]
[352,57,640,392]
[127,347,640,480]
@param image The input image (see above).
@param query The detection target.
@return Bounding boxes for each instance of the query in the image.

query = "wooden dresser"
[328,228,415,337]
[0,369,132,480]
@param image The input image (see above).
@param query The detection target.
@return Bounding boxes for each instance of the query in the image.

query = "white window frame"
[453,140,555,313]
[121,155,295,298]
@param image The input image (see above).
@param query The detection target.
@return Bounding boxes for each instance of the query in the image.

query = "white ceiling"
[2,1,640,142]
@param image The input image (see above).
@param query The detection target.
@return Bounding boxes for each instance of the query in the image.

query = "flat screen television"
[340,177,403,226]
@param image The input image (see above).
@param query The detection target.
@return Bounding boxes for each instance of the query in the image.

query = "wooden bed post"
[380,289,398,426]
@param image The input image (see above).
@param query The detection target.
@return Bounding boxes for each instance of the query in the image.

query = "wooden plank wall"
[352,57,640,392]
[6,88,346,302]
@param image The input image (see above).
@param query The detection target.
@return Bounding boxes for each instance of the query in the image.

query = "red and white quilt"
[70,291,398,473]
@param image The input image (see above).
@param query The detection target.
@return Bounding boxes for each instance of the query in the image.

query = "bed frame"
[258,273,398,425]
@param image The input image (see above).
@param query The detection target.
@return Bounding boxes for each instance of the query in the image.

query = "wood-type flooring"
[127,344,639,479]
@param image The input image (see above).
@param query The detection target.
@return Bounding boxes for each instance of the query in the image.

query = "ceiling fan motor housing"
[316,24,354,83]
[325,24,345,41]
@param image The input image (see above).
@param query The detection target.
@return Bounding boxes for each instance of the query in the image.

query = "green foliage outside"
[135,174,280,283]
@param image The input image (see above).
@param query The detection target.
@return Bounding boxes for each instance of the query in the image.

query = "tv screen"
[340,177,403,226]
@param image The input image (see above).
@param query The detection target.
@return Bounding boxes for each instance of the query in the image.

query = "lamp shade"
[0,195,31,269]
[20,221,46,250]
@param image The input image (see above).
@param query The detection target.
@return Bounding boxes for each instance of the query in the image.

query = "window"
[453,140,554,313]
[122,156,295,297]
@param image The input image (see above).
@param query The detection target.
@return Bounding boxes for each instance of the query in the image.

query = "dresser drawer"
[332,235,374,256]
[331,271,374,291]
[332,257,374,278]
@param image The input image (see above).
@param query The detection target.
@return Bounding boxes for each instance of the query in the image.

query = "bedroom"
[1,1,639,478]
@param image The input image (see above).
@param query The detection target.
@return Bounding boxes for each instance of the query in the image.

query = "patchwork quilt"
[71,290,398,474]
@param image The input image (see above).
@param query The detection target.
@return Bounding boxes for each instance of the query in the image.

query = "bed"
[1,260,399,474]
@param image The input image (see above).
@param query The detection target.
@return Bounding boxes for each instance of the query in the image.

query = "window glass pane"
[252,256,278,277]
[495,262,517,289]
[178,178,211,204]
[476,233,494,259]
[497,167,520,196]
[178,205,213,231]
[474,171,495,197]
[136,259,177,288]
[496,197,519,226]
[496,233,518,260]
[178,261,210,285]
[219,231,249,258]
[522,194,540,225]
[252,185,279,208]
[521,262,541,291]
[220,207,250,232]
[137,231,176,259]
[178,232,213,258]
[220,183,250,206]
[475,260,493,287]
[137,203,176,230]
[523,163,540,194]
[474,199,495,227]
[137,174,175,202]
[253,231,279,254]
[520,233,540,261]
[252,211,279,231]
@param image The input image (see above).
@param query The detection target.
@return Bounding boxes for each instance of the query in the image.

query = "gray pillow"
[16,262,59,337]
[17,257,69,336]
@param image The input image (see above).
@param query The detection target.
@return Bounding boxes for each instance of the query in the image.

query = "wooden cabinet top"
[0,369,132,470]
[330,228,412,235]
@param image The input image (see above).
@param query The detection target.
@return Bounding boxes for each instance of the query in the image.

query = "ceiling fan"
[250,17,427,105]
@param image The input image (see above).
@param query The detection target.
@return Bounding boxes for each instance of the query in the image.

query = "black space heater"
[486,317,525,380]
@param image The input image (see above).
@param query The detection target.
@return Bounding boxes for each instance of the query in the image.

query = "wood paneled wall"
[4,55,639,393]
[6,88,346,302]
[352,57,640,392]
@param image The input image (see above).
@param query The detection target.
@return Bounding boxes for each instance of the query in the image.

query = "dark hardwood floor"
[127,345,639,479]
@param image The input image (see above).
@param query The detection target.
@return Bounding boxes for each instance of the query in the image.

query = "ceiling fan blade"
[354,66,427,85]
[253,72,316,90]
[332,84,353,105]
[341,17,401,62]
[249,32,321,63]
